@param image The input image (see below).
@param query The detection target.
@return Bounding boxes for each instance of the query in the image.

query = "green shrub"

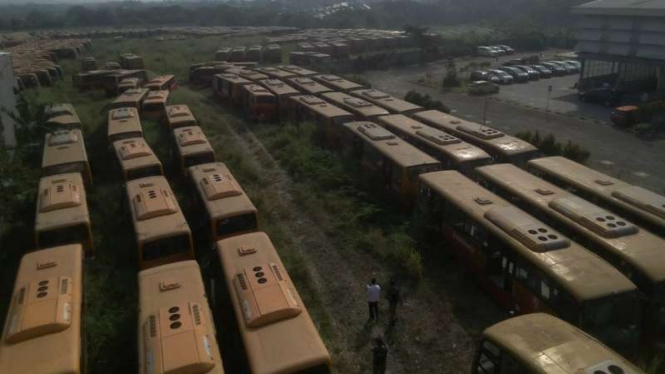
[342,74,372,88]
[516,130,590,164]
[404,90,451,113]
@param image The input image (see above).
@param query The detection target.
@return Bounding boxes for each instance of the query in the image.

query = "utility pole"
[546,84,552,122]
[483,95,489,125]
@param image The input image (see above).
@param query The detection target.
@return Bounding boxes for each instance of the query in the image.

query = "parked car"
[489,46,505,56]
[540,62,567,76]
[477,46,498,57]
[496,45,515,54]
[579,87,624,106]
[498,67,529,83]
[547,61,576,74]
[513,65,540,80]
[564,60,582,69]
[503,59,524,67]
[470,70,500,84]
[488,69,514,84]
[611,105,640,127]
[529,65,553,78]
[468,81,500,95]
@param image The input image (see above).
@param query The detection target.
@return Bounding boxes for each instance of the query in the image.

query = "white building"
[0,52,17,148]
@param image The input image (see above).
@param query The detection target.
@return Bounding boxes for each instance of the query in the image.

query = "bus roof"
[216,232,331,374]
[108,107,142,140]
[321,92,390,118]
[145,74,174,89]
[110,88,149,108]
[313,74,363,92]
[419,170,636,301]
[113,137,162,172]
[259,79,300,97]
[42,129,88,169]
[0,244,83,374]
[138,260,224,374]
[227,69,269,82]
[45,103,81,127]
[126,176,190,245]
[173,126,214,157]
[217,73,251,85]
[287,77,333,95]
[484,313,644,374]
[35,173,90,233]
[344,122,440,168]
[376,115,492,164]
[243,84,275,98]
[351,89,423,114]
[413,110,538,157]
[528,156,665,232]
[291,95,354,119]
[144,90,170,104]
[254,67,296,79]
[188,162,257,222]
[278,65,318,77]
[166,105,197,126]
[477,163,665,283]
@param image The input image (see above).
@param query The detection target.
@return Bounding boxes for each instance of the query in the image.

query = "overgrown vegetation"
[442,58,461,88]
[404,90,451,113]
[342,74,372,88]
[516,130,591,163]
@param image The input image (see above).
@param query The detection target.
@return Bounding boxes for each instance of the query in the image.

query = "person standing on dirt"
[372,336,389,374]
[386,280,403,325]
[367,278,381,322]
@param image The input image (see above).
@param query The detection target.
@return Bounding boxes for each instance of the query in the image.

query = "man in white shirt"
[367,278,381,322]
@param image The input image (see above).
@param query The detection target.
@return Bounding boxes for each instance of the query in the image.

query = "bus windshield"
[45,162,84,176]
[184,153,215,168]
[127,165,161,181]
[216,213,257,238]
[142,234,191,262]
[39,224,89,248]
[582,291,641,351]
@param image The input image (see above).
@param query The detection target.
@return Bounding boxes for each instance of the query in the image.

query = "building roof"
[574,0,665,17]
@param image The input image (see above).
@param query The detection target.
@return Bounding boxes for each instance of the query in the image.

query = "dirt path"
[188,87,505,374]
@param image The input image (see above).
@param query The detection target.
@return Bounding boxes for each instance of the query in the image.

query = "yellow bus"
[35,173,93,255]
[278,65,318,77]
[0,244,84,374]
[376,115,492,175]
[188,162,258,243]
[142,90,170,120]
[45,104,82,130]
[118,77,139,93]
[474,313,645,374]
[321,91,390,121]
[242,84,278,122]
[350,89,423,115]
[108,107,143,143]
[112,137,163,182]
[259,79,301,119]
[418,170,641,351]
[254,67,297,80]
[289,95,354,146]
[138,260,224,374]
[477,163,665,346]
[342,122,441,205]
[165,105,198,130]
[213,232,331,374]
[286,77,333,97]
[42,129,93,188]
[144,74,176,91]
[125,176,194,269]
[213,73,252,104]
[312,74,364,93]
[172,126,215,175]
[226,68,269,82]
[528,156,665,236]
[108,88,149,111]
[413,110,539,166]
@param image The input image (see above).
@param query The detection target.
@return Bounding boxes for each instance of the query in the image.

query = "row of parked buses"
[209,64,663,370]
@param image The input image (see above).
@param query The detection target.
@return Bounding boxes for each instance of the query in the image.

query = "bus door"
[474,340,501,374]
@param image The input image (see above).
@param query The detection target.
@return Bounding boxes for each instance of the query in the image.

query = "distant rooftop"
[574,0,665,16]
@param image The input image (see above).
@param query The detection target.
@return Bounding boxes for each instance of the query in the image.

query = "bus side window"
[501,350,530,374]
[476,340,501,374]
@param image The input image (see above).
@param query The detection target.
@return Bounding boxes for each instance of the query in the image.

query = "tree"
[442,58,460,88]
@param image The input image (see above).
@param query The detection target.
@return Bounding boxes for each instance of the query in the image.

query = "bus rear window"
[216,213,257,238]
[295,364,330,374]
[39,224,89,248]
[142,234,191,262]
[184,152,215,168]
[127,165,162,181]
[44,162,84,176]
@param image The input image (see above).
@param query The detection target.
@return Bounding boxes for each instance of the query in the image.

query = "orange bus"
[142,90,170,120]
[108,88,149,111]
[321,91,390,121]
[313,74,364,93]
[289,95,354,146]
[172,126,215,175]
[108,107,143,143]
[226,68,269,82]
[286,77,333,97]
[254,67,296,80]
[0,244,84,374]
[259,79,301,119]
[42,129,93,188]
[242,84,278,121]
[144,75,176,91]
[112,137,163,182]
[278,65,318,77]
[45,104,82,130]
[165,105,198,130]
[351,89,423,115]
[213,73,252,104]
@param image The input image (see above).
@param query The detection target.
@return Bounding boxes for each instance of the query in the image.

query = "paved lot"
[364,64,665,193]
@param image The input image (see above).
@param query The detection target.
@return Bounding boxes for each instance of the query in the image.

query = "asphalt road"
[365,66,665,193]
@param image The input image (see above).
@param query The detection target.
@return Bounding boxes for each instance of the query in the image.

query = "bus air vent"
[474,197,493,205]
[111,108,135,120]
[295,78,314,85]
[200,173,242,201]
[233,263,302,328]
[119,139,152,160]
[147,91,166,100]
[456,123,504,140]
[594,179,614,186]
[550,196,638,238]
[450,119,462,124]
[168,106,190,118]
[612,186,665,219]
[416,127,461,146]
[320,74,342,82]
[5,276,73,343]
[132,188,176,220]
[584,360,635,374]
[343,97,373,108]
[358,123,395,141]
[249,85,269,94]
[149,315,157,337]
[48,130,78,146]
[39,181,82,212]
[535,188,554,196]
[485,206,570,252]
[300,96,326,105]
[178,128,207,147]
[147,302,215,374]
[362,90,390,100]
